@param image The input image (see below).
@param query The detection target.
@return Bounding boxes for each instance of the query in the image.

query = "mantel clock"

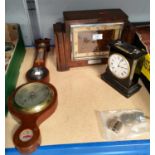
[101,40,146,97]
[54,9,129,71]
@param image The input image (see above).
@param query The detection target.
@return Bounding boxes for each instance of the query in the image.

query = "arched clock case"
[101,40,146,98]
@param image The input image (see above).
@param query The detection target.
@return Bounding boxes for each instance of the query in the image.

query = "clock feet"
[101,73,141,98]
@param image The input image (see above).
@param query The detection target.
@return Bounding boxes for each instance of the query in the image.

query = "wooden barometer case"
[8,39,58,154]
[8,82,58,154]
[101,40,146,98]
[54,9,129,71]
[26,38,50,83]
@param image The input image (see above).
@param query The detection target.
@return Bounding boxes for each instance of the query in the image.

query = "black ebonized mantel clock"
[101,40,146,98]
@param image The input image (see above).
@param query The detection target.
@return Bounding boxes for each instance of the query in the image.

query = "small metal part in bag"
[107,117,123,133]
[120,111,146,125]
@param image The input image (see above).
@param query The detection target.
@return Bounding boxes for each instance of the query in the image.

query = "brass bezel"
[14,82,54,114]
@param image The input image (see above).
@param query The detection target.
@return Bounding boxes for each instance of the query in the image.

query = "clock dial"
[108,53,130,79]
[14,82,54,113]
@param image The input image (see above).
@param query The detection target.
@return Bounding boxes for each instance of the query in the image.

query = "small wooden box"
[54,9,129,71]
[134,25,150,92]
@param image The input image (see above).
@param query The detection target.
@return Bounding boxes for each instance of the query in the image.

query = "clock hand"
[118,66,128,70]
[117,59,123,67]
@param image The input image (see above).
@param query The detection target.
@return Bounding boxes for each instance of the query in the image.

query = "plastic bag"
[97,109,150,141]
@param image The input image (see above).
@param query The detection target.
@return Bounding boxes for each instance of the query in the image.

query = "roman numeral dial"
[108,53,130,79]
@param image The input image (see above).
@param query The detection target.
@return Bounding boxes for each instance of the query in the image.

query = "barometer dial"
[14,82,54,113]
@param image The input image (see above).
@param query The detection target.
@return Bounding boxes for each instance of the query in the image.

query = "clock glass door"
[71,23,124,61]
[108,53,130,79]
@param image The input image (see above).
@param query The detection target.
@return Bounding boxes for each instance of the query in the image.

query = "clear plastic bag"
[97,109,150,141]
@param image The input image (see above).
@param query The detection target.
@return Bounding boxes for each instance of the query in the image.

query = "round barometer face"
[108,53,130,79]
[14,82,54,114]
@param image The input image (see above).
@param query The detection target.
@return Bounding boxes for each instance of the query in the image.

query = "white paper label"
[19,129,33,142]
[88,59,102,64]
[92,34,103,41]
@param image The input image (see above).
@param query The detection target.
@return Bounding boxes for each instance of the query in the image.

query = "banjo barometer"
[8,39,58,154]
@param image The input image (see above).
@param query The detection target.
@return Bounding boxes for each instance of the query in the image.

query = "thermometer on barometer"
[8,39,58,154]
[26,38,50,83]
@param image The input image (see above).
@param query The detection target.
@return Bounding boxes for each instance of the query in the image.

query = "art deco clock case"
[54,9,130,71]
[8,39,58,154]
[26,38,50,83]
[101,40,146,98]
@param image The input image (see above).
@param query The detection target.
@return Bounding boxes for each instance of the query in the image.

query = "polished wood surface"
[63,9,128,21]
[53,23,69,71]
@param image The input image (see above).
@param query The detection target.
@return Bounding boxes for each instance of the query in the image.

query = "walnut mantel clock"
[54,9,129,71]
[101,40,146,98]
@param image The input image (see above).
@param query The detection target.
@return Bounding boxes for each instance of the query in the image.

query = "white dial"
[108,53,130,79]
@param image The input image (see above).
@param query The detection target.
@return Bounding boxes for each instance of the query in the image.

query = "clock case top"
[101,40,146,98]
[54,9,130,71]
[108,40,146,59]
[64,9,128,24]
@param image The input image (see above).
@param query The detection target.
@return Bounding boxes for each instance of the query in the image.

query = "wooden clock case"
[53,9,131,71]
